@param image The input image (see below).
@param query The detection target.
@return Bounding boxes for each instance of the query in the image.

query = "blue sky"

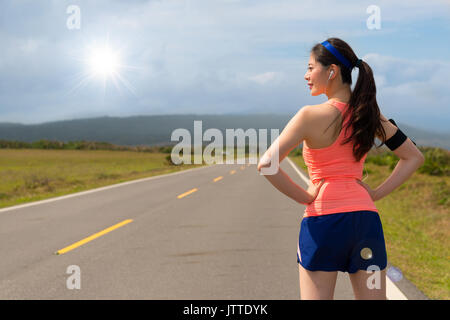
[0,0,449,132]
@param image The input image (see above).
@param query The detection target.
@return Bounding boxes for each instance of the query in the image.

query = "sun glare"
[89,47,120,77]
[67,37,137,96]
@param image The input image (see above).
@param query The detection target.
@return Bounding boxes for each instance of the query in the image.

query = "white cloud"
[373,74,387,88]
[19,38,41,54]
[363,53,450,101]
[248,72,283,85]
[357,53,450,130]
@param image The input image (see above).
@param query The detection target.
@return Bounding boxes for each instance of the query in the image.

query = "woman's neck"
[326,85,352,104]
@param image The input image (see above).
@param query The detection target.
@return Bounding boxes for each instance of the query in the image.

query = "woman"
[257,37,424,300]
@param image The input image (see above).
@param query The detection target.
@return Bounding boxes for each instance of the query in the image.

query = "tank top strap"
[327,99,349,114]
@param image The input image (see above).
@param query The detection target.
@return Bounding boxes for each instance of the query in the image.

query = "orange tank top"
[302,99,378,217]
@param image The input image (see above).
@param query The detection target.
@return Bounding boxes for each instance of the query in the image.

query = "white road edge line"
[0,164,215,214]
[286,156,408,300]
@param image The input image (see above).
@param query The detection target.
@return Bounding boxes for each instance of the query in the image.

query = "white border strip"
[286,156,408,300]
[386,276,408,300]
[0,164,214,214]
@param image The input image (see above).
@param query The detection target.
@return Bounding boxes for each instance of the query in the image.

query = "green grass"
[0,149,209,209]
[289,152,449,300]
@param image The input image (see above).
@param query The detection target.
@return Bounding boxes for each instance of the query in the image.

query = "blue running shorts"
[297,210,387,273]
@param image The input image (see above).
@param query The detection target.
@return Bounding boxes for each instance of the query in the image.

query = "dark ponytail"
[311,37,386,161]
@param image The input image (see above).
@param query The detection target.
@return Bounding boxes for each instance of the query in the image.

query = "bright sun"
[69,38,136,96]
[88,46,120,77]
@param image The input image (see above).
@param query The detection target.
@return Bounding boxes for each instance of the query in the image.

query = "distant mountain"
[0,114,448,149]
[395,123,450,149]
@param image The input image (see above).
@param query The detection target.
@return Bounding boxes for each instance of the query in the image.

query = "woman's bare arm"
[257,106,324,204]
[358,113,425,201]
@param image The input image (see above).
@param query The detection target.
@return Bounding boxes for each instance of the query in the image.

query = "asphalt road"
[0,158,421,299]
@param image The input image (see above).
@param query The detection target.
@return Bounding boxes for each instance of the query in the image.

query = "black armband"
[384,119,416,151]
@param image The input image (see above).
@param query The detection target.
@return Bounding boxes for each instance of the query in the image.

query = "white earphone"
[328,70,334,80]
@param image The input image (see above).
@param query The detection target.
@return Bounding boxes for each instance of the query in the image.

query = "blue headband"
[321,40,352,70]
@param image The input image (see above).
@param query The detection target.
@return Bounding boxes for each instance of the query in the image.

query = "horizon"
[0,112,448,136]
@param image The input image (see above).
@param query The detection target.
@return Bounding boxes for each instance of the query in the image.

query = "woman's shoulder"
[300,102,339,121]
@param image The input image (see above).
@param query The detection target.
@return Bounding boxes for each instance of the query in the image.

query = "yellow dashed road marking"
[55,219,133,255]
[177,188,198,199]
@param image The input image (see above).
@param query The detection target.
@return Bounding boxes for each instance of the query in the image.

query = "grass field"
[0,149,208,209]
[289,153,449,300]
